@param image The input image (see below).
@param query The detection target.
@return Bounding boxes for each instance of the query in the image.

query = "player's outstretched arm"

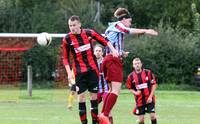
[130,28,158,36]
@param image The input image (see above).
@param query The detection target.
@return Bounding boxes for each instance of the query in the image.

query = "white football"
[37,32,52,46]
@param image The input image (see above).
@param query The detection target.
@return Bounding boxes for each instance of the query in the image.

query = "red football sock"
[101,93,110,113]
[103,93,118,116]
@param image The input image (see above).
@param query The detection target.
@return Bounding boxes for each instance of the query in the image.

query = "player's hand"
[145,29,158,36]
[67,71,76,84]
[67,71,73,81]
[147,96,152,103]
[122,51,129,58]
[135,90,141,96]
[112,49,119,58]
[132,90,141,96]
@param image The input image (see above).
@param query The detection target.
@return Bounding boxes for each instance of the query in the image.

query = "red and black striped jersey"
[62,29,108,76]
[126,69,156,107]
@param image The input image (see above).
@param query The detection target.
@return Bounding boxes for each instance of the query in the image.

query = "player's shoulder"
[64,33,71,39]
[143,69,150,72]
[107,21,119,29]
[62,33,72,43]
[84,28,95,35]
[143,69,154,74]
[128,71,134,77]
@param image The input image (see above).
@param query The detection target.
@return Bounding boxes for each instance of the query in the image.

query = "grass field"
[0,88,200,124]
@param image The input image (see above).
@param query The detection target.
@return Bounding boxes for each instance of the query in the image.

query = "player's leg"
[103,82,121,116]
[149,113,157,124]
[67,90,75,110]
[138,115,145,124]
[147,103,157,124]
[78,92,88,124]
[97,92,103,104]
[88,70,99,124]
[101,84,111,113]
[100,56,111,114]
[99,82,121,124]
[99,55,123,124]
[99,91,110,124]
[134,106,145,124]
[102,56,123,116]
[102,92,113,124]
[76,73,88,124]
[90,92,98,124]
[108,111,113,124]
[109,115,113,124]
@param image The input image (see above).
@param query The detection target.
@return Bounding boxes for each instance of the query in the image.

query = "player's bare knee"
[138,115,144,123]
[112,82,122,93]
[90,93,97,100]
[150,113,156,120]
[78,94,86,102]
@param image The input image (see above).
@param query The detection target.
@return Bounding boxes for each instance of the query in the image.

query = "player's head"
[94,44,104,59]
[114,8,132,27]
[68,15,82,34]
[133,57,142,72]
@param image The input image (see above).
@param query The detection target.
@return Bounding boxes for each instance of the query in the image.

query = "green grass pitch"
[0,89,200,124]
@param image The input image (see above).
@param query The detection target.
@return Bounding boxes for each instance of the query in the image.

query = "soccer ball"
[37,32,52,46]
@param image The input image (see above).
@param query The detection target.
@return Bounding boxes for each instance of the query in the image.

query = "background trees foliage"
[0,0,199,86]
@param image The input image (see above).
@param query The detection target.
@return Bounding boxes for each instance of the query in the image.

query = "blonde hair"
[114,8,130,18]
[133,57,141,63]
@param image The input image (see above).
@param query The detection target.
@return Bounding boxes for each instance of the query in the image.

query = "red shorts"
[102,55,123,83]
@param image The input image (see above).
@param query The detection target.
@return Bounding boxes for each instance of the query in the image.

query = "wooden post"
[27,65,32,96]
[94,0,100,23]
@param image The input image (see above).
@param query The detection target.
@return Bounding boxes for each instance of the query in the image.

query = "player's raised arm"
[130,28,158,36]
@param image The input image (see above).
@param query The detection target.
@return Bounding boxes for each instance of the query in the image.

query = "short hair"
[133,57,142,63]
[114,8,130,19]
[94,44,104,51]
[68,15,80,22]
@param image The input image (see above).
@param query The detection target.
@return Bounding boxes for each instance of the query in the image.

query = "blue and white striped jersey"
[105,21,133,55]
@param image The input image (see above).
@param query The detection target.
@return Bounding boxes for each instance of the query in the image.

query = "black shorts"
[134,102,155,115]
[75,70,99,94]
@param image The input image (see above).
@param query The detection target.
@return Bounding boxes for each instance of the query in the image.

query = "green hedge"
[123,23,200,85]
